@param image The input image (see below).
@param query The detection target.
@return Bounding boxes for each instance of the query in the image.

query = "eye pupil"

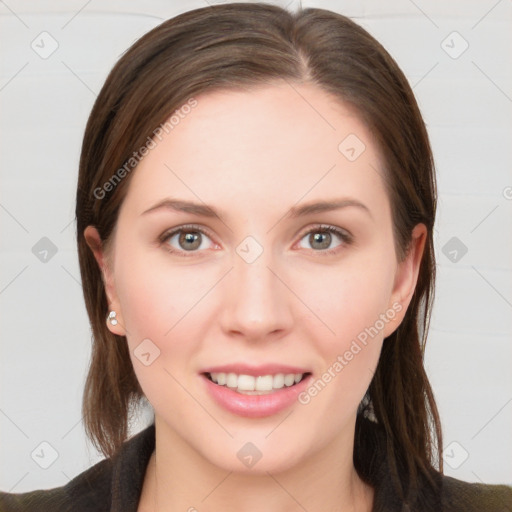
[310,231,331,250]
[179,231,201,250]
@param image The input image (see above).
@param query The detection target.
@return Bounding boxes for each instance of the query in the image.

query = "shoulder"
[358,417,512,511]
[0,424,155,512]
[441,474,512,511]
[0,456,113,512]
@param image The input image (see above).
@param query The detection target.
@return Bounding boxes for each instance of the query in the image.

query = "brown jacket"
[1,423,511,511]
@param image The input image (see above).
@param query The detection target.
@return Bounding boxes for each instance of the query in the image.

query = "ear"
[83,226,126,336]
[383,223,427,338]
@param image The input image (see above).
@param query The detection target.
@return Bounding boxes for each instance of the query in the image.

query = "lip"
[201,372,313,418]
[200,363,310,377]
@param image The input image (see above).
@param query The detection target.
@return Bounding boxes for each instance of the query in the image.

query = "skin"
[85,81,426,512]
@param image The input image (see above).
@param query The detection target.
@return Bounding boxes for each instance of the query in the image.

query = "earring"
[108,311,118,326]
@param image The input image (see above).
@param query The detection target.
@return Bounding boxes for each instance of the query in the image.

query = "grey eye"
[166,230,214,252]
[298,228,345,251]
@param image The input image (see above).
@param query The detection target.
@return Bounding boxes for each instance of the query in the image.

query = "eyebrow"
[141,197,372,220]
[287,199,372,220]
[142,199,219,218]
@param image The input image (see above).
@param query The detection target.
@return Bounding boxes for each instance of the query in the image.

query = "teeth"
[226,373,238,388]
[238,374,257,391]
[284,374,295,387]
[255,375,274,391]
[209,372,306,393]
[273,373,284,389]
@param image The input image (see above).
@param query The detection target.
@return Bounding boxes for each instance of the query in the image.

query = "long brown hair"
[76,1,442,502]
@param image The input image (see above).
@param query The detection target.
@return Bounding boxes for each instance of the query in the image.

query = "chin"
[211,446,306,476]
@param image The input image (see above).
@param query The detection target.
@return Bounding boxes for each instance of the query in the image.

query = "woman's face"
[87,82,425,473]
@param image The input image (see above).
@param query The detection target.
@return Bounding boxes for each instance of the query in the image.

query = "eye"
[296,225,352,254]
[160,224,217,256]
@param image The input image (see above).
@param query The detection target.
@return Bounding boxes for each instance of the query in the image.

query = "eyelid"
[297,223,352,241]
[159,223,215,242]
[294,224,353,253]
[158,223,219,257]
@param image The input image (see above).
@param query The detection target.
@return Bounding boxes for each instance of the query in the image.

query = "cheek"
[297,253,396,346]
[293,251,396,406]
[115,261,210,412]
[115,247,215,338]
[112,253,202,385]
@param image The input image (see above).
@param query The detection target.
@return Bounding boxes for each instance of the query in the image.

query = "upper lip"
[201,363,311,377]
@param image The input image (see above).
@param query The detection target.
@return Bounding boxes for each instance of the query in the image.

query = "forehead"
[121,82,388,218]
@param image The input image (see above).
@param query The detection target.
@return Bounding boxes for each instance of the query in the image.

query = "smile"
[201,370,313,418]
[205,372,309,395]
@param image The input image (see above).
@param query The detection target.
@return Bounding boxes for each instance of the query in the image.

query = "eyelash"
[300,225,353,255]
[158,223,353,258]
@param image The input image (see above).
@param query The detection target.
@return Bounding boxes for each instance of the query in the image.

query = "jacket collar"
[109,421,441,512]
[111,424,155,512]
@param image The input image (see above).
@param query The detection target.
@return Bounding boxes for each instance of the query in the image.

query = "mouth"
[202,371,312,395]
[200,366,314,418]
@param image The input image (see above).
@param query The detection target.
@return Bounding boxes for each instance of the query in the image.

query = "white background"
[1,0,511,492]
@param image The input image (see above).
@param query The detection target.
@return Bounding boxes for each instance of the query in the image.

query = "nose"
[218,248,294,341]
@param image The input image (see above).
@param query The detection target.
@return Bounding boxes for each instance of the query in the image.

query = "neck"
[140,416,373,512]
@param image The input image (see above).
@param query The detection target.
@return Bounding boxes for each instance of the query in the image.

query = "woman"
[1,3,510,511]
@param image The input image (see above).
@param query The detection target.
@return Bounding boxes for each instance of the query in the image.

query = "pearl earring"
[108,311,118,326]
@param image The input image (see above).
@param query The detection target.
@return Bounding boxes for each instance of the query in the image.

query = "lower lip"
[201,373,312,418]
